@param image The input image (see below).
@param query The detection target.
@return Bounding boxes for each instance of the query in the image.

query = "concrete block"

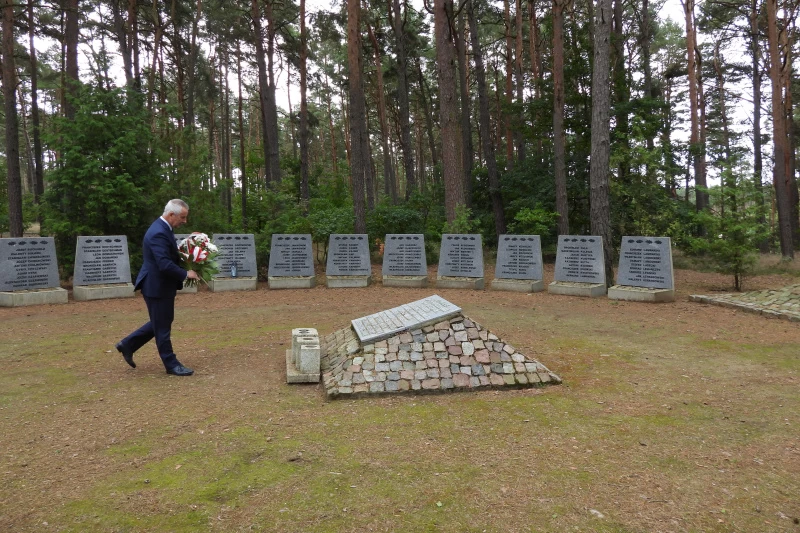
[268,276,316,289]
[547,280,607,298]
[490,278,544,293]
[0,288,69,307]
[299,343,321,374]
[326,275,372,288]
[73,283,135,301]
[435,276,485,290]
[293,334,319,366]
[286,349,320,383]
[208,276,257,292]
[381,275,428,288]
[608,285,675,303]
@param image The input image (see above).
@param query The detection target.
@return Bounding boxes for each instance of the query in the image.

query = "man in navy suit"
[116,199,199,376]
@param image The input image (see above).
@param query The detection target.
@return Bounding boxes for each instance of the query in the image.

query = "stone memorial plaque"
[174,233,190,246]
[212,234,257,278]
[554,235,605,284]
[437,234,484,277]
[382,234,427,276]
[495,235,542,280]
[0,237,61,291]
[326,234,371,276]
[351,295,462,343]
[73,236,131,286]
[268,234,314,277]
[617,236,673,289]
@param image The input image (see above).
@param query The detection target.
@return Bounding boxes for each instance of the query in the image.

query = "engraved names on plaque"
[0,237,61,291]
[268,234,314,277]
[495,235,542,280]
[351,295,462,343]
[437,234,484,277]
[382,234,427,276]
[617,236,673,289]
[73,236,131,285]
[326,234,371,276]
[554,235,605,284]
[212,234,257,277]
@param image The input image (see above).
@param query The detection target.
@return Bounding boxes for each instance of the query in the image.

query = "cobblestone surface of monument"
[322,314,560,399]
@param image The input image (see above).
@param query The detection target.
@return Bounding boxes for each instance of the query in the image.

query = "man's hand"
[186,270,200,280]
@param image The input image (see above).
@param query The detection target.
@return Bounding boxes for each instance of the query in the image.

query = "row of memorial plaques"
[552,235,674,289]
[0,233,673,296]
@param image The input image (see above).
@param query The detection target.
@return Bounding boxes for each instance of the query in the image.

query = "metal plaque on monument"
[382,234,428,288]
[0,237,68,307]
[436,234,484,290]
[268,234,316,289]
[73,236,134,301]
[608,236,675,302]
[491,235,544,293]
[548,235,607,297]
[209,234,258,292]
[325,234,372,288]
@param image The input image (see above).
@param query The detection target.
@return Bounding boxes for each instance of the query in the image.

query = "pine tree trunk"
[766,0,793,258]
[468,0,506,235]
[128,0,140,88]
[529,0,542,159]
[388,0,416,198]
[63,0,79,121]
[2,0,23,236]
[185,0,203,130]
[435,0,465,222]
[147,0,164,114]
[324,68,338,171]
[504,0,514,164]
[300,0,310,209]
[683,0,708,215]
[367,19,397,203]
[590,0,613,287]
[750,0,768,251]
[237,41,248,230]
[111,0,134,85]
[28,0,44,209]
[514,0,525,161]
[553,0,569,235]
[265,1,281,184]
[416,57,439,169]
[251,0,271,186]
[347,0,368,233]
[454,12,473,207]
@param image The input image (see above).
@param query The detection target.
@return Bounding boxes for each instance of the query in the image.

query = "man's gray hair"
[163,199,189,216]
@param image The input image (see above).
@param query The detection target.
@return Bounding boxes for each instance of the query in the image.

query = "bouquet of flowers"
[177,232,220,287]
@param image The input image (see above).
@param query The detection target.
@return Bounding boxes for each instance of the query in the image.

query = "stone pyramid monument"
[320,295,561,399]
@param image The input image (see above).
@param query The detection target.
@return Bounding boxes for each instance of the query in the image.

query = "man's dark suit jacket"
[135,218,187,298]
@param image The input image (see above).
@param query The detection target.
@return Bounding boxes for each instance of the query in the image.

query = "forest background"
[0,0,798,289]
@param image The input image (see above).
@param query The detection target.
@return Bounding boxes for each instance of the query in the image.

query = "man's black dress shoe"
[166,364,194,376]
[115,342,136,368]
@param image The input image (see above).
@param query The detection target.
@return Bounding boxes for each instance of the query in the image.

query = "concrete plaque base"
[73,283,134,301]
[547,280,607,298]
[286,349,320,383]
[326,275,372,288]
[209,277,257,292]
[382,275,428,288]
[269,276,316,289]
[608,285,675,303]
[491,278,544,293]
[435,276,485,290]
[0,287,69,307]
